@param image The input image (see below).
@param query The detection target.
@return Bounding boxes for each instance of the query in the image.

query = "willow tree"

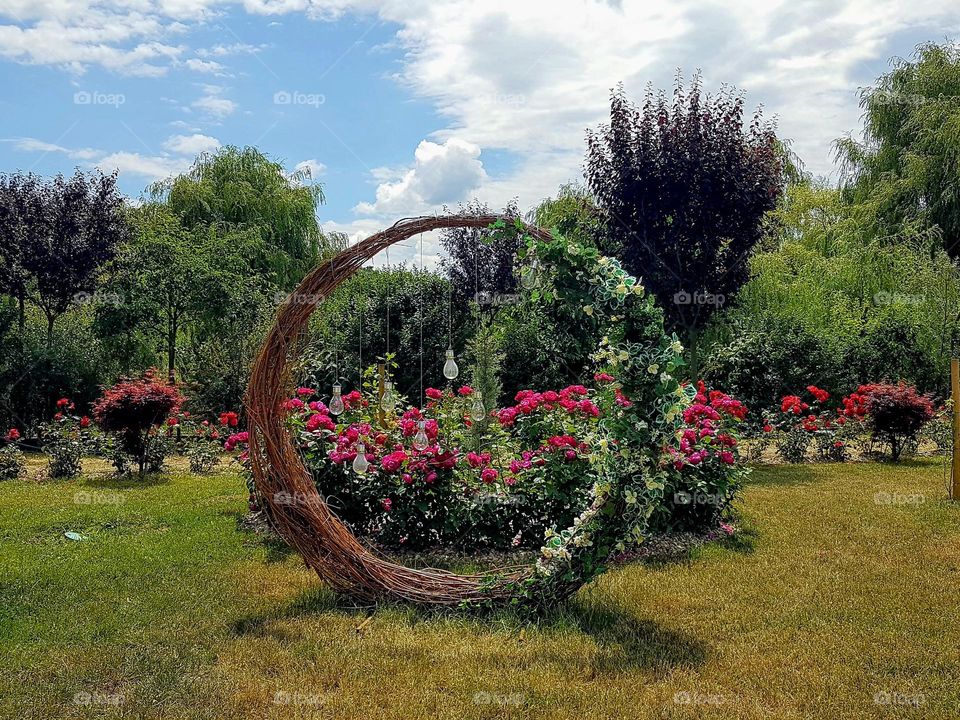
[586,77,783,378]
[149,146,327,288]
[836,41,960,256]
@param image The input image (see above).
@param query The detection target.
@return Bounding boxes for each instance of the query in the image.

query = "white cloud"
[0,10,186,76]
[4,137,99,160]
[7,136,190,182]
[96,151,189,180]
[184,57,225,74]
[163,133,221,155]
[191,86,237,118]
[196,42,266,58]
[355,137,486,215]
[293,158,326,178]
[338,0,960,208]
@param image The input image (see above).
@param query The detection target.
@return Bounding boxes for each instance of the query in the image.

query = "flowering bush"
[762,385,856,463]
[230,365,750,552]
[754,381,936,463]
[165,411,223,474]
[0,428,25,481]
[92,370,184,477]
[234,375,610,550]
[858,382,935,460]
[658,381,749,529]
[40,399,93,478]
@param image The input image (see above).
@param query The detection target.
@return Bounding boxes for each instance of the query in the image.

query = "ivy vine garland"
[246,214,691,609]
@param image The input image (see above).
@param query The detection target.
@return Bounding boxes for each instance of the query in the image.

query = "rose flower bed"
[227,375,749,552]
[753,382,936,463]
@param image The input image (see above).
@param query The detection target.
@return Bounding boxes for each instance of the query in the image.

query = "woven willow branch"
[246,214,556,606]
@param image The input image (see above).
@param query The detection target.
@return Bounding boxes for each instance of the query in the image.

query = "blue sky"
[1,1,958,262]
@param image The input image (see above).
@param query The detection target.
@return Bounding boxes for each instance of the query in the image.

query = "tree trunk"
[45,313,55,347]
[167,315,177,384]
[17,291,24,336]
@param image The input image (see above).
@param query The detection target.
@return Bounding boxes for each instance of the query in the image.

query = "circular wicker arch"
[246,214,556,606]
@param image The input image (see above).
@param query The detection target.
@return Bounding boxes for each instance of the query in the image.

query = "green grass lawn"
[2,458,959,719]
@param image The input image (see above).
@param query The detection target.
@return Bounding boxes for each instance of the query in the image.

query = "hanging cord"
[328,256,337,385]
[385,246,391,362]
[357,298,362,388]
[448,273,453,349]
[419,231,424,402]
[475,226,480,333]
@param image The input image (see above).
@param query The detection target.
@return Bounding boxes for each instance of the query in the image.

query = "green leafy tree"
[528,183,601,248]
[836,41,960,256]
[98,205,253,383]
[149,146,327,287]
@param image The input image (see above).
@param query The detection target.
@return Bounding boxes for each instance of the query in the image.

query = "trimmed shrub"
[860,382,935,460]
[92,370,183,476]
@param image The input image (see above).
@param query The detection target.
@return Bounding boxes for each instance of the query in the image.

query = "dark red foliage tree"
[92,369,184,476]
[859,382,935,461]
[0,170,129,343]
[586,75,783,377]
[438,199,522,302]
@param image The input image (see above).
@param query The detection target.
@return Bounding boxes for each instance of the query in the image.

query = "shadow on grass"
[81,473,173,489]
[231,511,297,563]
[230,586,708,675]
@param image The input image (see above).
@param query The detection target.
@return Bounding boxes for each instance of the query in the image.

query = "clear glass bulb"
[470,391,486,422]
[412,420,429,451]
[520,259,539,290]
[380,380,396,411]
[352,442,369,474]
[328,383,345,416]
[443,348,459,380]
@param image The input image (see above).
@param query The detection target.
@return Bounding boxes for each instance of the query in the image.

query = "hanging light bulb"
[412,420,429,451]
[443,348,459,380]
[352,442,369,474]
[329,382,345,416]
[380,380,396,411]
[520,257,539,290]
[470,391,486,422]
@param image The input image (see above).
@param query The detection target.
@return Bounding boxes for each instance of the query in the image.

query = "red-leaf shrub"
[92,370,184,476]
[858,382,934,460]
